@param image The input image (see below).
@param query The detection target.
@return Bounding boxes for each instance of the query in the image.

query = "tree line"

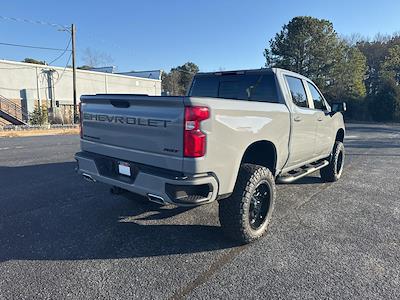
[163,16,400,122]
[162,62,199,96]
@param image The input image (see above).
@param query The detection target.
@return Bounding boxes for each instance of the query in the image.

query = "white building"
[0,59,162,125]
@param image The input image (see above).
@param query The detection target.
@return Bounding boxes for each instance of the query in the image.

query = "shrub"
[29,104,48,125]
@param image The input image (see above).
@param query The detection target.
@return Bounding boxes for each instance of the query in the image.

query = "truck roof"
[195,67,308,81]
[196,68,274,76]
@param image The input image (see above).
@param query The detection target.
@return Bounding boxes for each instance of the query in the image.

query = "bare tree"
[81,48,114,67]
[341,33,366,46]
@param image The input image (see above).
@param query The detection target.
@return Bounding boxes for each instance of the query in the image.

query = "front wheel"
[320,141,345,182]
[219,164,276,244]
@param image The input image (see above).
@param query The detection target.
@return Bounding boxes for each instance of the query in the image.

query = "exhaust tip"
[82,173,96,183]
[147,193,166,205]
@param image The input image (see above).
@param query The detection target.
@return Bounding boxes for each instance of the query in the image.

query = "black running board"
[277,160,329,184]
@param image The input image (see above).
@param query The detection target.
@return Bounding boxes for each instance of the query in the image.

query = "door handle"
[294,116,302,122]
[317,117,323,121]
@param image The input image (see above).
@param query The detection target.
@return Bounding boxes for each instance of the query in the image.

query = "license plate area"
[118,161,131,177]
[92,154,138,183]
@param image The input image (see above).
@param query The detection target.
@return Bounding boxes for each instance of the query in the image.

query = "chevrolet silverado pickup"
[75,68,346,244]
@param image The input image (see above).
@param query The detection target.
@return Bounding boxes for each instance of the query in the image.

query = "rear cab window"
[284,76,309,108]
[189,72,279,103]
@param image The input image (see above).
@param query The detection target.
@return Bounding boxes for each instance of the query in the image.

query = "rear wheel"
[320,141,345,182]
[219,164,276,244]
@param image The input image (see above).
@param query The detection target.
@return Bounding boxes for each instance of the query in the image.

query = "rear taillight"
[79,102,83,138]
[184,106,209,157]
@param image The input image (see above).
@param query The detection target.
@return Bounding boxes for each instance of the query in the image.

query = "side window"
[285,76,308,108]
[307,82,327,110]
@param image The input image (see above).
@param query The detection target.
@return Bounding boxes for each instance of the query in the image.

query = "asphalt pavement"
[0,123,399,299]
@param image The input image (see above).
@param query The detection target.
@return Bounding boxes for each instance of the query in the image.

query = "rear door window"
[189,73,279,103]
[285,76,309,108]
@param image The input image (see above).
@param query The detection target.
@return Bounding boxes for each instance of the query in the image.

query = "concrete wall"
[0,60,162,112]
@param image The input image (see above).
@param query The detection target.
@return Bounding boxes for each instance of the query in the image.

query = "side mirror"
[331,102,346,113]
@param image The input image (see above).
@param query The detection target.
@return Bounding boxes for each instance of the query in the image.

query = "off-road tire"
[320,141,345,182]
[218,163,276,244]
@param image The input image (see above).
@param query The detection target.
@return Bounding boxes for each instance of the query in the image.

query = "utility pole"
[71,24,78,124]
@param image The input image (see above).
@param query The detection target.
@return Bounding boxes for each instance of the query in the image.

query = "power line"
[54,52,72,85]
[0,15,68,30]
[48,37,72,65]
[0,42,71,52]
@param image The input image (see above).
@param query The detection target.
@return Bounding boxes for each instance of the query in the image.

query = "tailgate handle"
[110,100,130,108]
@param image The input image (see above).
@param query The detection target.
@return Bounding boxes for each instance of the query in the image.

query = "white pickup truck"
[75,68,346,244]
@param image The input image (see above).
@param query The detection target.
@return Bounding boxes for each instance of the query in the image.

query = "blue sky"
[1,0,399,72]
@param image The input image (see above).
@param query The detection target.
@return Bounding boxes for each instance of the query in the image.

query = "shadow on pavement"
[347,153,400,157]
[345,140,400,149]
[0,162,240,263]
[347,125,400,134]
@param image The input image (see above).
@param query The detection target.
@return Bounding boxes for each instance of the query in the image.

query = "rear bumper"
[75,151,219,206]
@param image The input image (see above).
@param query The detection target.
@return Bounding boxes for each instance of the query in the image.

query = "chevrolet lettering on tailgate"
[83,113,172,128]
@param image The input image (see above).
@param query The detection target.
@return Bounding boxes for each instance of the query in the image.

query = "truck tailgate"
[80,94,185,171]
